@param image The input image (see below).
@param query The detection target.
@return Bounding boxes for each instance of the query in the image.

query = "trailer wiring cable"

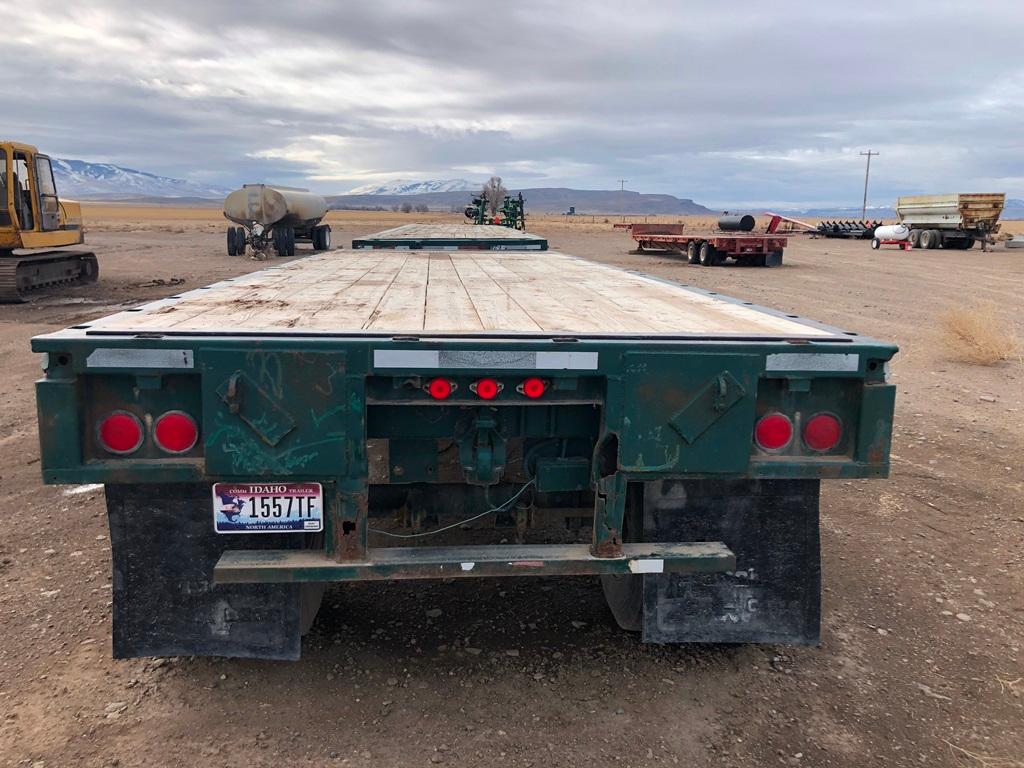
[368,479,536,539]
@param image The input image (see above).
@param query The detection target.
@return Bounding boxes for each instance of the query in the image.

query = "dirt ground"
[0,210,1021,768]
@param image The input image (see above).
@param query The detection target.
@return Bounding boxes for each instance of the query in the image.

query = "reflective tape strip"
[765,353,859,372]
[373,350,598,370]
[86,348,194,369]
[628,558,665,574]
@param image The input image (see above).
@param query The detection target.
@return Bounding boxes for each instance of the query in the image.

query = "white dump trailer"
[223,184,332,258]
[896,193,1004,250]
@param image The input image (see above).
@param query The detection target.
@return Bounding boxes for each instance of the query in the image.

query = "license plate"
[212,482,323,534]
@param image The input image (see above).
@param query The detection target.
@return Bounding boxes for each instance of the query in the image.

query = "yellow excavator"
[0,140,98,301]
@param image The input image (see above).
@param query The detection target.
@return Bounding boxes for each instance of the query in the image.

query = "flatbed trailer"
[353,223,548,251]
[628,224,788,266]
[33,249,896,660]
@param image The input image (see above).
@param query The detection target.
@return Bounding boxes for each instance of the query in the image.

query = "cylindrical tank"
[718,214,755,232]
[223,184,328,228]
[873,224,910,241]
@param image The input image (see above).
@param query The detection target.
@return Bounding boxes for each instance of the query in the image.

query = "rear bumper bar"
[214,542,734,583]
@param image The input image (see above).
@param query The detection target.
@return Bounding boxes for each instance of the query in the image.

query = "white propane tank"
[873,224,910,241]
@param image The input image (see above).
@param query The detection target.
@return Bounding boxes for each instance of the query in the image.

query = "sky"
[3,0,1023,207]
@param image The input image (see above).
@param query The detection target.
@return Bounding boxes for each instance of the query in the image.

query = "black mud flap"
[641,479,820,645]
[106,483,303,660]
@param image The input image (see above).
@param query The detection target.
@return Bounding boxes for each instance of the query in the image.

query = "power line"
[860,151,878,219]
[617,179,627,192]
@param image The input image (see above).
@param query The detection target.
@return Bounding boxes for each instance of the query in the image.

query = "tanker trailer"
[870,224,911,251]
[223,184,332,258]
[896,193,1004,251]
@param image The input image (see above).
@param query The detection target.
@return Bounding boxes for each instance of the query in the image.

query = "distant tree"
[401,202,413,213]
[482,176,507,215]
[391,204,400,212]
[415,203,429,213]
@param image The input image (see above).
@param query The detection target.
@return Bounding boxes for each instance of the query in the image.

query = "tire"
[698,241,714,266]
[235,227,246,255]
[908,229,921,248]
[962,236,975,250]
[273,227,285,256]
[286,227,296,257]
[322,226,331,250]
[686,240,699,264]
[226,227,237,256]
[919,229,936,249]
[870,238,880,250]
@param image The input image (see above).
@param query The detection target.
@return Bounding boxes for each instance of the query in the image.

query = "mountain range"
[52,158,231,200]
[344,178,475,195]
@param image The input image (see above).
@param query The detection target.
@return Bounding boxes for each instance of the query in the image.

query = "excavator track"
[0,250,99,303]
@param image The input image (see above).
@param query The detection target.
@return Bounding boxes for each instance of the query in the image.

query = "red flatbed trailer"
[626,224,787,267]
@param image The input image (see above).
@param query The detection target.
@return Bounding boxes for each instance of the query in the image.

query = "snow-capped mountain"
[343,178,476,196]
[52,158,231,199]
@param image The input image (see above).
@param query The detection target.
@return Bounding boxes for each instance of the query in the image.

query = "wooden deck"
[84,250,834,337]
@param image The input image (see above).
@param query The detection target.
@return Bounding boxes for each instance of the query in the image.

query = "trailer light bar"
[427,377,454,400]
[803,413,842,452]
[754,413,793,451]
[97,411,145,455]
[153,411,200,454]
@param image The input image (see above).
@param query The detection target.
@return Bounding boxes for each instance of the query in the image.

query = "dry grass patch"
[939,301,1020,364]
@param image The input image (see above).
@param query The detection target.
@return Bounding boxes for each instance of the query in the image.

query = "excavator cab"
[0,141,97,301]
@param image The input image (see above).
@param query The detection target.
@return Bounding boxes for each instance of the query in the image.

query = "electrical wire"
[368,479,536,539]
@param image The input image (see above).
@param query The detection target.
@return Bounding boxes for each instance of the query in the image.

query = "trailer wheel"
[321,226,332,251]
[286,227,297,257]
[921,229,942,249]
[235,227,247,255]
[698,242,715,266]
[908,229,921,248]
[226,227,237,256]
[870,238,880,250]
[962,236,975,250]
[686,240,699,264]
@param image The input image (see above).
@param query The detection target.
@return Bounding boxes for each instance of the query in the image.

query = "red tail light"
[520,377,546,399]
[97,411,144,455]
[427,377,453,400]
[803,413,842,452]
[754,413,793,451]
[153,411,199,454]
[474,378,500,400]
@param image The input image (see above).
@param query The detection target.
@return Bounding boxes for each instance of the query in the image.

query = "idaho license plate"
[212,482,323,534]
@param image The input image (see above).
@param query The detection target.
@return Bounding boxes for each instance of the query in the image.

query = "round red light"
[475,378,499,400]
[153,411,199,454]
[97,411,144,455]
[803,413,842,452]
[427,377,453,400]
[754,413,793,451]
[521,377,545,399]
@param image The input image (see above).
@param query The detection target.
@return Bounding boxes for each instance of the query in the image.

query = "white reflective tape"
[765,353,859,372]
[86,348,194,369]
[373,349,598,370]
[460,562,475,571]
[534,351,599,370]
[628,558,665,574]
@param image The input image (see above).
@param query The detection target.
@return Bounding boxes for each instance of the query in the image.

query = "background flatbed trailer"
[628,223,788,266]
[352,223,548,251]
[33,249,896,660]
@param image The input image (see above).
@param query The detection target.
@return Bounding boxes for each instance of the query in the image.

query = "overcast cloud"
[3,0,1023,206]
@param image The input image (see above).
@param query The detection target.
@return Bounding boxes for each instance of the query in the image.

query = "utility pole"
[860,150,878,219]
[617,179,627,192]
